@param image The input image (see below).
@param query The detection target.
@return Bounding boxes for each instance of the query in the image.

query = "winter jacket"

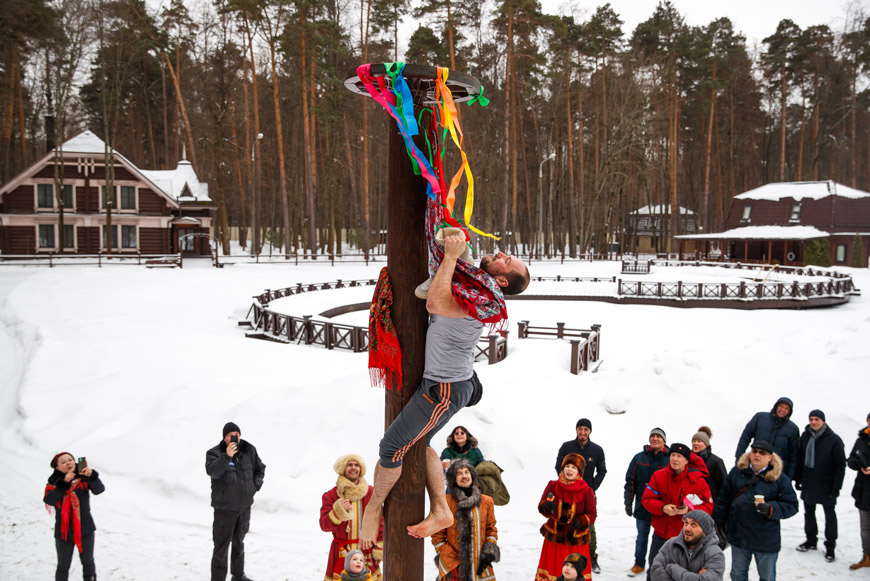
[847,427,870,511]
[712,452,799,553]
[625,445,671,521]
[538,477,597,546]
[794,423,846,504]
[205,439,265,512]
[320,476,383,580]
[555,439,607,491]
[43,469,106,541]
[695,447,728,509]
[642,456,714,540]
[734,397,800,479]
[441,446,485,466]
[649,529,725,581]
[432,491,498,581]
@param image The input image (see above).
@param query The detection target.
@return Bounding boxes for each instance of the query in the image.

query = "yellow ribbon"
[435,68,498,240]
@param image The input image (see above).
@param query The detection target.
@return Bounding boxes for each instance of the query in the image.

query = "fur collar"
[336,475,369,501]
[737,452,783,482]
[452,483,482,510]
[453,486,482,580]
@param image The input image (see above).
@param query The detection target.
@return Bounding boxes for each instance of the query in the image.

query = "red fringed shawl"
[368,267,402,390]
[44,479,87,552]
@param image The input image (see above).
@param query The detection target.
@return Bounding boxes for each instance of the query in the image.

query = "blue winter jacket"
[712,452,799,553]
[734,397,800,478]
[624,445,670,521]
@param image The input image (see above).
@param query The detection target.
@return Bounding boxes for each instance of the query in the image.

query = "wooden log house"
[0,130,214,256]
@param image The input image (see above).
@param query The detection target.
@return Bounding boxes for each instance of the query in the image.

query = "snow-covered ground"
[0,259,867,580]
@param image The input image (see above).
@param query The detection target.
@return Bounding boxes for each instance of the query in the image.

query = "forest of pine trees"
[2,0,869,257]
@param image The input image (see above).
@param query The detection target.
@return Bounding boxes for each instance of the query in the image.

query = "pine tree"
[849,233,865,268]
[803,239,831,267]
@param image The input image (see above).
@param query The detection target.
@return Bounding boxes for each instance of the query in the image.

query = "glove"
[477,554,495,575]
[755,502,772,517]
[570,516,589,531]
[625,504,633,517]
[543,500,556,514]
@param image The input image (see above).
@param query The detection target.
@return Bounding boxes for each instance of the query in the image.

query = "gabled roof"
[141,160,210,203]
[676,225,830,241]
[735,181,870,202]
[58,130,115,154]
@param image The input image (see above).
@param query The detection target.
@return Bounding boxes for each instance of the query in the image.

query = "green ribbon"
[467,84,490,107]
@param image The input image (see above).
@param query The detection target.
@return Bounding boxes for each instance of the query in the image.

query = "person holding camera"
[206,422,266,581]
[43,452,105,581]
[847,411,870,570]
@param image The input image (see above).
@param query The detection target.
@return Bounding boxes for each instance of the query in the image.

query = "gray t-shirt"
[423,314,484,383]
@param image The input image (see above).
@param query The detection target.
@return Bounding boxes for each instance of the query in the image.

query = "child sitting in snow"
[415,226,473,299]
[557,553,587,581]
[341,550,372,581]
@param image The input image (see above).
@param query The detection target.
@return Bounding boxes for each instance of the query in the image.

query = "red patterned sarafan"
[368,267,402,391]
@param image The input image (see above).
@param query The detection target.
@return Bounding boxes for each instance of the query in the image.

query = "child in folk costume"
[43,452,105,581]
[536,454,596,581]
[341,550,372,581]
[433,459,501,580]
[557,553,588,581]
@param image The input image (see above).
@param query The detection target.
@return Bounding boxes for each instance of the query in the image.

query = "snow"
[676,225,830,240]
[734,181,870,202]
[141,160,212,203]
[57,130,115,155]
[1,259,868,580]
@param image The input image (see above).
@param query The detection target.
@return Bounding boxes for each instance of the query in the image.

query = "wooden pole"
[383,118,430,580]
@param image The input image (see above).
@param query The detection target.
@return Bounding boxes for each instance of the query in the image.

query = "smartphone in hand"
[77,457,88,472]
[230,435,239,445]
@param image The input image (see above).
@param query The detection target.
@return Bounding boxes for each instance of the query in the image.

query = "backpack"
[476,460,510,506]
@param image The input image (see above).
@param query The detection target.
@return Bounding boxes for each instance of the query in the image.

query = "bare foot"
[360,503,383,550]
[406,510,454,538]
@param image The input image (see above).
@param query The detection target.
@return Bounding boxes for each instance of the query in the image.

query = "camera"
[230,435,239,445]
[77,457,88,472]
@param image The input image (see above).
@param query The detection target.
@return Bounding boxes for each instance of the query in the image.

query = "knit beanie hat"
[344,549,368,575]
[563,552,587,573]
[576,418,592,430]
[649,427,667,443]
[670,443,691,461]
[684,509,715,535]
[222,422,240,438]
[692,426,712,448]
[51,452,73,468]
[809,409,825,422]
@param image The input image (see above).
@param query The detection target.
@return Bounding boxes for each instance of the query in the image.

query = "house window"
[120,186,136,209]
[790,204,801,222]
[38,225,55,248]
[836,244,846,262]
[741,206,752,223]
[61,185,73,208]
[101,185,117,209]
[37,184,53,208]
[121,225,137,248]
[103,225,119,249]
[179,230,195,251]
[62,224,75,249]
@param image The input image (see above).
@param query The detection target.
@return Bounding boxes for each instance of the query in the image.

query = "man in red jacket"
[642,443,714,577]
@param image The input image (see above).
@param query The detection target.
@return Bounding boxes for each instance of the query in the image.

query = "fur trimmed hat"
[333,454,367,478]
[692,426,712,448]
[445,458,481,493]
[561,453,586,472]
[563,552,587,573]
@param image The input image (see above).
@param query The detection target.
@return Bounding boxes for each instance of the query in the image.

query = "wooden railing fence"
[517,321,602,374]
[617,278,856,300]
[0,252,181,268]
[621,260,651,274]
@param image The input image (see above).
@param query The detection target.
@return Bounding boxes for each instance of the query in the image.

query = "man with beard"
[649,510,725,580]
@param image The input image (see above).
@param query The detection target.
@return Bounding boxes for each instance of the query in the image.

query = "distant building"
[628,204,697,254]
[0,130,214,256]
[676,181,870,266]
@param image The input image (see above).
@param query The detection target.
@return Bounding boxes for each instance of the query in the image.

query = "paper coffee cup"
[754,495,764,505]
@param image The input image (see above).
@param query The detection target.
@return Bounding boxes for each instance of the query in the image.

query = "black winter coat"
[624,445,670,521]
[847,427,870,511]
[696,447,728,508]
[735,397,800,479]
[794,424,846,504]
[555,439,606,491]
[712,452,799,553]
[43,469,105,540]
[206,439,266,511]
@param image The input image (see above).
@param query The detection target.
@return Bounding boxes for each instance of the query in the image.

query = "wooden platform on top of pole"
[345,63,483,580]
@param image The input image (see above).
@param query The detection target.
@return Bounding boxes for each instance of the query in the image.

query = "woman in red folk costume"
[536,454,597,581]
[43,452,105,581]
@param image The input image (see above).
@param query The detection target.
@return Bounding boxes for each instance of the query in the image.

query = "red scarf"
[368,267,402,391]
[44,478,87,552]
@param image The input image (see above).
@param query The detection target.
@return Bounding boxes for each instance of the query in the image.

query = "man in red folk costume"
[320,455,383,581]
[536,454,597,581]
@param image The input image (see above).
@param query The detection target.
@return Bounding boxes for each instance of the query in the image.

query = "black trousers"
[212,508,251,581]
[646,534,667,579]
[804,500,838,547]
[55,532,96,581]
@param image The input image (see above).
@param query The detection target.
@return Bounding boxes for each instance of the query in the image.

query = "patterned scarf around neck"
[44,477,86,552]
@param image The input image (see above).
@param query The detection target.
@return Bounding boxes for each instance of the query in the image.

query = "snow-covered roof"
[632,205,694,215]
[57,130,115,154]
[676,225,830,240]
[735,181,870,202]
[141,160,210,203]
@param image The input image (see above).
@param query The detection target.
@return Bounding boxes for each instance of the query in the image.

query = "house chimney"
[45,115,55,152]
